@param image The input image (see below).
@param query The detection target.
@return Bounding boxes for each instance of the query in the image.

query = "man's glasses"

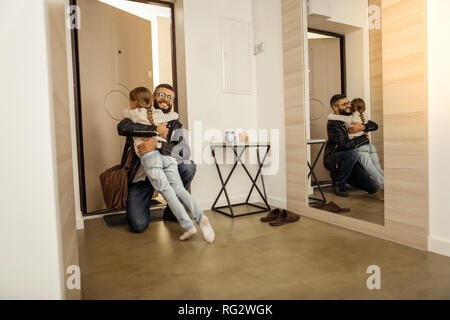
[157,92,175,101]
[337,101,350,107]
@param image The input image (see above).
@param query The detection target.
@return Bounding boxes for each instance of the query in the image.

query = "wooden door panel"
[79,0,153,213]
[308,38,341,181]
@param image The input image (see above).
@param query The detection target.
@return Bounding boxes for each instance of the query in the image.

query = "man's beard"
[338,108,353,116]
[154,100,172,114]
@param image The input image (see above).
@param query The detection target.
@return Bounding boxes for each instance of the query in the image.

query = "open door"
[308,36,342,182]
[78,0,154,214]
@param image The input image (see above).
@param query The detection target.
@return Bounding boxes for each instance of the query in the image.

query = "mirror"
[305,0,384,225]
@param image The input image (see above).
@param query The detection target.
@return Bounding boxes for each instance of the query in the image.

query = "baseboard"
[76,215,84,230]
[197,195,287,211]
[268,196,287,209]
[197,195,263,211]
[428,236,450,257]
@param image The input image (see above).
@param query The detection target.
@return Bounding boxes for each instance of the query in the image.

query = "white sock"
[199,215,215,243]
[179,226,197,241]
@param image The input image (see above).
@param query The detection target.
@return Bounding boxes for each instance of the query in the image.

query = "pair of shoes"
[162,207,178,222]
[333,185,349,197]
[260,208,280,222]
[270,209,300,226]
[261,209,300,226]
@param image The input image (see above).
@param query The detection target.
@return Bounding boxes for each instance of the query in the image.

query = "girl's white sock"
[179,226,197,241]
[199,215,215,243]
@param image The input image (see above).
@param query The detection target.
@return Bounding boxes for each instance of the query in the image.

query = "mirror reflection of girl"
[349,98,384,191]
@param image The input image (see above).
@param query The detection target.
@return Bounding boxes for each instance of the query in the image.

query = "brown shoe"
[311,201,351,214]
[260,208,281,222]
[269,209,300,226]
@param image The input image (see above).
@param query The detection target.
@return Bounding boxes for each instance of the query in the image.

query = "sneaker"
[333,185,349,197]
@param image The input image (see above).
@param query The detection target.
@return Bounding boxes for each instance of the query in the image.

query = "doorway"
[70,0,177,216]
[307,29,345,184]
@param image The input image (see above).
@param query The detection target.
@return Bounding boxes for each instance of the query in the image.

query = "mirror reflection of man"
[117,84,195,232]
[323,94,379,197]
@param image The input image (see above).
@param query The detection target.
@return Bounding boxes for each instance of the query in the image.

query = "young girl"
[124,87,215,243]
[349,98,384,190]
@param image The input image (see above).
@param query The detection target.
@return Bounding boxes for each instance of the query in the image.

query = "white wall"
[308,0,371,112]
[252,0,287,208]
[0,0,64,299]
[428,0,450,257]
[183,0,260,209]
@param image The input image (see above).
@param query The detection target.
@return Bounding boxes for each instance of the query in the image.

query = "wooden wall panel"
[369,0,384,167]
[382,0,428,241]
[281,0,308,211]
[47,0,81,299]
[281,0,428,250]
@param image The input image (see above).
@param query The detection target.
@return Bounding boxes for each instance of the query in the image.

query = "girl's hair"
[351,98,366,124]
[129,87,152,108]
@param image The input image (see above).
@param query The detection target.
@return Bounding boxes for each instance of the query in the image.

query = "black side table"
[307,139,327,204]
[210,143,271,218]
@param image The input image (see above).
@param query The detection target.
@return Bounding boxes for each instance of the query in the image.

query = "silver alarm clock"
[224,131,236,144]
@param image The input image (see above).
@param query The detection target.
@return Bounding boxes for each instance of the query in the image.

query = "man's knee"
[337,149,358,166]
[129,219,150,233]
[367,182,379,194]
[179,160,196,176]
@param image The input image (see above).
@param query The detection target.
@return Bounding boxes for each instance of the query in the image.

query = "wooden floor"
[78,208,450,300]
[311,186,384,225]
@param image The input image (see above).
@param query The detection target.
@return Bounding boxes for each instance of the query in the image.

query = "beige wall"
[428,0,450,258]
[253,0,287,208]
[157,16,173,85]
[182,0,260,210]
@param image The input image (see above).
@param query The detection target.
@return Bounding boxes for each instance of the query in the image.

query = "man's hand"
[348,122,366,134]
[156,122,169,139]
[138,138,158,156]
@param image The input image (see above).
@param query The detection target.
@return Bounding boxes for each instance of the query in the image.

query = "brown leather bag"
[99,147,133,210]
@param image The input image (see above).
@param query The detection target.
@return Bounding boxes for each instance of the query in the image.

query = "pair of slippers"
[260,208,300,226]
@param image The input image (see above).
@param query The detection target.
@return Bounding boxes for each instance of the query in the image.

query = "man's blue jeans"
[334,149,379,194]
[126,160,197,233]
[357,143,384,190]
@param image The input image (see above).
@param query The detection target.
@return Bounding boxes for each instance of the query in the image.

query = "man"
[117,84,196,233]
[323,94,379,197]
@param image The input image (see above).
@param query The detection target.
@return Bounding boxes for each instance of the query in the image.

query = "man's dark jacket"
[117,118,190,184]
[323,119,378,171]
